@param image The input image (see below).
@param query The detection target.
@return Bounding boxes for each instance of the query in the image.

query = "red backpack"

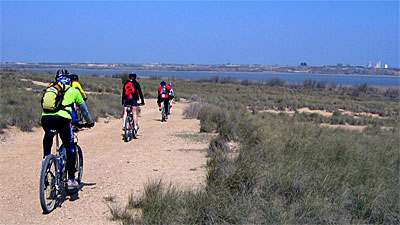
[124,81,135,99]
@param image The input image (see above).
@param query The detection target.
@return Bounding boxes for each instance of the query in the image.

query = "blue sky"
[1,1,399,67]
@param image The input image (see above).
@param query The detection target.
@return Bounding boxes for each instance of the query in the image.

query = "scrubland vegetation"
[0,71,399,223]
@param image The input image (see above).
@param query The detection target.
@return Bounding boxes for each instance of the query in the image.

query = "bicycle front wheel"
[66,144,83,195]
[76,108,84,123]
[39,154,58,214]
[74,144,83,184]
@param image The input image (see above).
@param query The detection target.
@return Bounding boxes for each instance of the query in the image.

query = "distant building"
[367,61,372,68]
[375,61,382,68]
[384,64,388,69]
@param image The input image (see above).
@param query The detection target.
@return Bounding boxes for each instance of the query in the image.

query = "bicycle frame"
[49,130,66,193]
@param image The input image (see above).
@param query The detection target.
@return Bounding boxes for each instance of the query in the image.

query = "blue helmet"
[57,76,71,85]
[55,69,70,80]
[160,81,166,86]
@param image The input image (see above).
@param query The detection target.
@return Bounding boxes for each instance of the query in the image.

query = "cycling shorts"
[123,98,138,107]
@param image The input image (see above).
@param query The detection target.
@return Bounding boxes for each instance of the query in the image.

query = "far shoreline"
[10,67,400,78]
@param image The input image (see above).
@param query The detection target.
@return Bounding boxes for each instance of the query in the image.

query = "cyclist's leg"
[122,106,128,128]
[122,98,127,127]
[58,118,76,180]
[41,116,59,158]
[132,105,138,128]
[157,96,162,108]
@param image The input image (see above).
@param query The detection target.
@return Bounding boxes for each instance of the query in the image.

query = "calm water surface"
[28,69,399,87]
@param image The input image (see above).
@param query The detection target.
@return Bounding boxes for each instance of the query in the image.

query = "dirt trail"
[0,99,208,224]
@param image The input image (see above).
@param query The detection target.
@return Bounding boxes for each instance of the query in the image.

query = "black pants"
[41,116,76,179]
[157,98,170,115]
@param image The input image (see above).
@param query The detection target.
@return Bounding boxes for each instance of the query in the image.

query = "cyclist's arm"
[136,83,145,104]
[78,102,93,123]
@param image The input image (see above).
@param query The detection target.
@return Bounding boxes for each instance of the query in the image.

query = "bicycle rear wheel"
[124,117,132,142]
[39,154,58,214]
[161,107,166,122]
[132,124,138,139]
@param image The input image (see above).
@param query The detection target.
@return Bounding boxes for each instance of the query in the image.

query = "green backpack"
[41,82,70,113]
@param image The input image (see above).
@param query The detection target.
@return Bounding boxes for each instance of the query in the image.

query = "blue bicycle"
[39,123,90,213]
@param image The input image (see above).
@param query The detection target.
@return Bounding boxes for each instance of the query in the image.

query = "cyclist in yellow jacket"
[41,70,94,189]
[69,74,87,101]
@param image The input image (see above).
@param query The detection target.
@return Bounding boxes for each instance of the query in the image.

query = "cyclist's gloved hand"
[83,97,88,101]
[141,102,145,106]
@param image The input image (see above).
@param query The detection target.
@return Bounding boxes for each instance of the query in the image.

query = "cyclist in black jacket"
[122,73,145,130]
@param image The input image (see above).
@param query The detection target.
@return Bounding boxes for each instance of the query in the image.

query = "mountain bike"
[124,106,137,142]
[39,123,91,214]
[161,100,171,122]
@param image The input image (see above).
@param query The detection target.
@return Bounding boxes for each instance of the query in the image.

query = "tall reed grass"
[116,106,399,224]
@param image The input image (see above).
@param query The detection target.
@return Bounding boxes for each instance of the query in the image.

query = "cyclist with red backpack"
[157,81,174,118]
[122,73,145,130]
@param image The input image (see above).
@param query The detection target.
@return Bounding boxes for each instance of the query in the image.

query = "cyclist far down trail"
[157,81,174,119]
[122,73,145,131]
[41,69,95,189]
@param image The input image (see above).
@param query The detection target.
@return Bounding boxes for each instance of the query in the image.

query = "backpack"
[124,81,136,99]
[159,86,169,99]
[41,82,70,113]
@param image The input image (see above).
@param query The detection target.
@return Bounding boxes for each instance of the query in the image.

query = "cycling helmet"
[57,76,71,85]
[55,69,70,80]
[160,81,166,86]
[69,74,79,81]
[129,72,137,79]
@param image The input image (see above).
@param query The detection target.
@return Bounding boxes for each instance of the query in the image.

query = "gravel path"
[0,99,208,224]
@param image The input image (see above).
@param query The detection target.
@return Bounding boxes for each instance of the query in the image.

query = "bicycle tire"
[161,107,166,122]
[124,117,132,142]
[39,154,58,214]
[132,124,138,139]
[76,108,84,123]
[75,144,83,184]
[66,144,83,195]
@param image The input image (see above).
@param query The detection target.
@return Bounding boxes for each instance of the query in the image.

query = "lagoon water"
[28,69,399,87]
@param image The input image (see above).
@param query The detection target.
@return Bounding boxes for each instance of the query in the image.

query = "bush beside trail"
[125,108,399,224]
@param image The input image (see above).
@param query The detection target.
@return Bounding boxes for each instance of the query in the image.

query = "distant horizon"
[2,61,398,69]
[2,1,399,67]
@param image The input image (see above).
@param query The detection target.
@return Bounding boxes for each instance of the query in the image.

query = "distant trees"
[300,62,308,66]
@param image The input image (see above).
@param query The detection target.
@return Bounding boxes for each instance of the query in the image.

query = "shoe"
[159,107,162,111]
[67,178,79,189]
[134,125,139,131]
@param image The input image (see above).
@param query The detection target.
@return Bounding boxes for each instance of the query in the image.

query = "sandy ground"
[0,99,208,224]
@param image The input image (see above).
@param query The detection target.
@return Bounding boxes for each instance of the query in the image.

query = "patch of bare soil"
[0,99,208,224]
